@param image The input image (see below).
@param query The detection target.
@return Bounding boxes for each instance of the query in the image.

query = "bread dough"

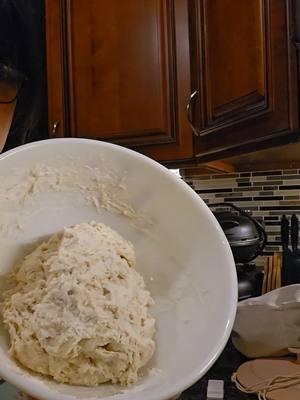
[2,222,155,386]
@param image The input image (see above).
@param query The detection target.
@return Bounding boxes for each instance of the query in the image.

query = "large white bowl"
[0,139,237,400]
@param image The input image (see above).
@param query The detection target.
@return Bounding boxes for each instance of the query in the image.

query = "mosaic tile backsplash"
[182,169,300,259]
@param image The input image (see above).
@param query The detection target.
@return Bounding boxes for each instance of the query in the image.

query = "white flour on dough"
[2,222,155,386]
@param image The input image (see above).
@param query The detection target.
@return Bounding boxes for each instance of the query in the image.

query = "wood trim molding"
[165,0,179,145]
[45,0,67,137]
[196,128,299,158]
[196,130,300,163]
[62,0,72,136]
[233,160,300,172]
[180,161,235,176]
[295,0,300,42]
[204,161,235,173]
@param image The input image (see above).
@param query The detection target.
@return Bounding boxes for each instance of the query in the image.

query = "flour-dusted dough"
[2,222,155,386]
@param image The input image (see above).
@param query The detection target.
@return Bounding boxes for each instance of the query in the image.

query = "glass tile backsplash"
[182,169,300,258]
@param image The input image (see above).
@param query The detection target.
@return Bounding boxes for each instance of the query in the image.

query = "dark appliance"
[210,203,267,300]
[281,214,300,285]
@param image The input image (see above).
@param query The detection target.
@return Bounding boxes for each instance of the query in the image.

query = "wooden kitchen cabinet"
[46,0,193,162]
[189,0,299,162]
[45,0,299,165]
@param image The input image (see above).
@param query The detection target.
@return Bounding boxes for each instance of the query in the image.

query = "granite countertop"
[179,340,256,400]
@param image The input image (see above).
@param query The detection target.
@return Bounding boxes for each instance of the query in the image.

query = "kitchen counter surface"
[180,340,255,400]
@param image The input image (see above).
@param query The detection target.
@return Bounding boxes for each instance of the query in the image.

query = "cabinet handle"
[187,90,199,136]
[52,121,60,136]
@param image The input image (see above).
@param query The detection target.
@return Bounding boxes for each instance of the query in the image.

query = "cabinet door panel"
[69,0,171,143]
[204,0,267,127]
[190,0,298,160]
[46,0,193,161]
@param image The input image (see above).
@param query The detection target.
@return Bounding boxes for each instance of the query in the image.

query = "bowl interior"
[0,139,237,400]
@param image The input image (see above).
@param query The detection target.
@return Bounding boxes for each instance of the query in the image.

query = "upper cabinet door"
[190,0,299,161]
[46,0,193,161]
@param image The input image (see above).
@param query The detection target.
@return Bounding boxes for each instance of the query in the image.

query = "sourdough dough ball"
[2,222,155,386]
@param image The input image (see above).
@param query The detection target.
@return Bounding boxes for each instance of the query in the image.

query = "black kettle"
[210,203,267,264]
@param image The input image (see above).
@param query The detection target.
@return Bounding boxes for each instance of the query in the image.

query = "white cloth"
[232,284,300,357]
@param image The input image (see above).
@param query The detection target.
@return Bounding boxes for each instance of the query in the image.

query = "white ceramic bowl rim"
[0,138,237,400]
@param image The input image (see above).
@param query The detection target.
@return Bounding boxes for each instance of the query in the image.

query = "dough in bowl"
[2,222,155,386]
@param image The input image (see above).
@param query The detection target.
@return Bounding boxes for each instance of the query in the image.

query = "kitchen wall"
[181,169,300,261]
